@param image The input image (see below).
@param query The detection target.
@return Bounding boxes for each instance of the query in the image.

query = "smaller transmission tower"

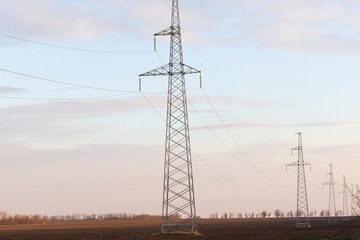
[350,185,357,216]
[323,164,337,223]
[286,132,311,228]
[355,185,360,215]
[339,176,349,216]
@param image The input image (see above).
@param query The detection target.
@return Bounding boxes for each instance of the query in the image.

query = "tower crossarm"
[154,26,181,36]
[139,64,201,91]
[286,161,310,170]
[140,63,200,77]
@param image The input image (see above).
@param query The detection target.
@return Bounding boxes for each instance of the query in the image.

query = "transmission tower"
[348,185,359,216]
[355,185,360,215]
[139,0,200,234]
[339,176,349,216]
[323,164,337,223]
[286,132,311,228]
[350,185,354,216]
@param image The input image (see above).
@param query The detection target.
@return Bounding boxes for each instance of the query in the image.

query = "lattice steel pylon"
[139,0,200,234]
[323,164,337,223]
[350,185,356,216]
[286,132,311,228]
[339,176,349,216]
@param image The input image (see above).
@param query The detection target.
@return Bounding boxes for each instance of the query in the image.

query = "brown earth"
[0,217,358,240]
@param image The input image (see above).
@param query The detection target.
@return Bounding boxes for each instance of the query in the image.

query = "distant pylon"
[356,185,360,215]
[323,164,337,223]
[286,132,311,228]
[339,176,349,216]
[350,184,360,216]
[350,185,357,216]
[139,0,200,234]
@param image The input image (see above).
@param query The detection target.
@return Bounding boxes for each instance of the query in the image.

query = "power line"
[182,32,273,147]
[192,151,265,191]
[187,100,253,170]
[147,13,286,190]
[140,92,264,191]
[155,37,286,188]
[200,89,289,189]
[0,93,131,101]
[0,67,137,93]
[0,33,153,54]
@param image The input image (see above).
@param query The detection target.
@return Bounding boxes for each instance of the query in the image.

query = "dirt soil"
[0,217,358,240]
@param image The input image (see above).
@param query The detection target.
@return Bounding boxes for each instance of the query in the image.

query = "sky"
[0,0,359,217]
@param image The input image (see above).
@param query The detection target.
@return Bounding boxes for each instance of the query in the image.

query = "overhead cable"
[0,33,153,54]
[141,92,263,190]
[0,93,130,101]
[0,67,137,93]
[201,89,289,189]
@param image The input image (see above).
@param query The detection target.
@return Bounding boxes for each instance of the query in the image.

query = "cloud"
[188,94,297,108]
[0,0,124,40]
[229,0,360,54]
[177,0,360,54]
[191,121,274,131]
[0,94,167,144]
[285,121,360,128]
[0,94,160,120]
[192,120,360,131]
[1,0,360,54]
[0,86,28,94]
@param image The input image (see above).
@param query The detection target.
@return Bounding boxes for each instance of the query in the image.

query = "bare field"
[0,217,359,240]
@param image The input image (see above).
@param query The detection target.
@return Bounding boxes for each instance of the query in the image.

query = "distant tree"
[251,213,255,218]
[320,209,325,217]
[288,211,294,218]
[210,213,217,219]
[313,210,317,217]
[267,212,272,218]
[325,210,330,217]
[309,211,314,217]
[336,210,342,216]
[261,211,267,218]
[222,213,228,219]
[274,209,281,218]
[244,213,248,218]
[237,213,242,218]
[280,212,285,218]
[229,212,234,219]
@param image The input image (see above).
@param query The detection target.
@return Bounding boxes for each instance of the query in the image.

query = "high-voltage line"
[286,132,311,228]
[323,164,337,223]
[339,176,349,216]
[0,33,153,54]
[0,67,138,93]
[139,0,200,234]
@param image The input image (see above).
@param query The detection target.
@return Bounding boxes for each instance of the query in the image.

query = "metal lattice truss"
[323,164,337,223]
[140,63,201,77]
[139,0,200,234]
[286,132,311,228]
[346,184,360,216]
[339,176,349,216]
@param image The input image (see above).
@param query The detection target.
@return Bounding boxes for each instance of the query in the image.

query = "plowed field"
[0,217,358,240]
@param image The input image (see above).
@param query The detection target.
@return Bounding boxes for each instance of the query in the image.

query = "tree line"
[209,209,351,219]
[0,212,161,225]
[0,212,46,225]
